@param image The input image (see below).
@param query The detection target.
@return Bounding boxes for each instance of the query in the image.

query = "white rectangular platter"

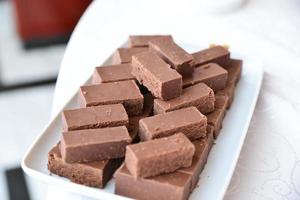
[22,46,263,200]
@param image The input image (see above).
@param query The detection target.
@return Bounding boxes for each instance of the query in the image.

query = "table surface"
[48,0,300,199]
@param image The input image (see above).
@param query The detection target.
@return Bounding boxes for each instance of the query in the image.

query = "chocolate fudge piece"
[206,104,226,138]
[215,94,229,110]
[128,93,154,132]
[62,104,128,131]
[227,58,242,85]
[217,83,235,108]
[48,144,122,188]
[92,64,135,84]
[113,47,148,64]
[149,38,194,76]
[61,126,132,163]
[132,51,182,100]
[183,63,228,91]
[128,94,154,143]
[216,58,242,108]
[179,126,214,191]
[115,164,191,200]
[125,133,195,178]
[79,80,144,116]
[139,107,207,141]
[192,46,230,68]
[154,83,215,115]
[128,35,173,47]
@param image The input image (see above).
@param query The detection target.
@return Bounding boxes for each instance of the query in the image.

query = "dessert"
[60,126,132,163]
[153,83,215,115]
[47,35,243,199]
[179,126,214,190]
[113,47,148,64]
[217,58,243,108]
[115,164,191,200]
[183,63,228,91]
[48,144,122,188]
[149,38,194,76]
[92,63,135,84]
[79,80,144,116]
[132,51,182,100]
[125,133,195,178]
[128,35,173,47]
[192,45,230,68]
[62,104,128,131]
[139,107,207,141]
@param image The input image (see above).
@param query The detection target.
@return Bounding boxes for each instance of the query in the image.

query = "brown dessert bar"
[128,94,154,143]
[115,164,191,200]
[153,83,215,115]
[217,83,235,108]
[179,125,214,190]
[60,126,132,163]
[128,35,173,47]
[125,133,195,178]
[48,144,122,188]
[217,58,242,108]
[215,94,229,110]
[149,38,194,76]
[227,59,242,85]
[92,64,135,84]
[132,51,182,100]
[206,96,227,138]
[128,93,154,132]
[139,107,207,141]
[79,80,144,116]
[183,63,228,91]
[206,110,225,138]
[113,47,148,64]
[192,46,230,68]
[62,104,128,131]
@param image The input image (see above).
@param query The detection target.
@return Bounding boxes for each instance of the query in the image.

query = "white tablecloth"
[48,0,300,199]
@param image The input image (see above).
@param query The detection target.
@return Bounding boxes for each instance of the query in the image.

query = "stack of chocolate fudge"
[47,35,242,200]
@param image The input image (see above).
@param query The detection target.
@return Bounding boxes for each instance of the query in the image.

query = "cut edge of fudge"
[48,144,122,188]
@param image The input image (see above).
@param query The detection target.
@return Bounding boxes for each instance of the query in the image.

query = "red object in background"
[12,0,91,47]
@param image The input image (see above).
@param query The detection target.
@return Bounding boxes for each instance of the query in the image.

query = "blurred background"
[0,0,91,199]
[0,0,300,200]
